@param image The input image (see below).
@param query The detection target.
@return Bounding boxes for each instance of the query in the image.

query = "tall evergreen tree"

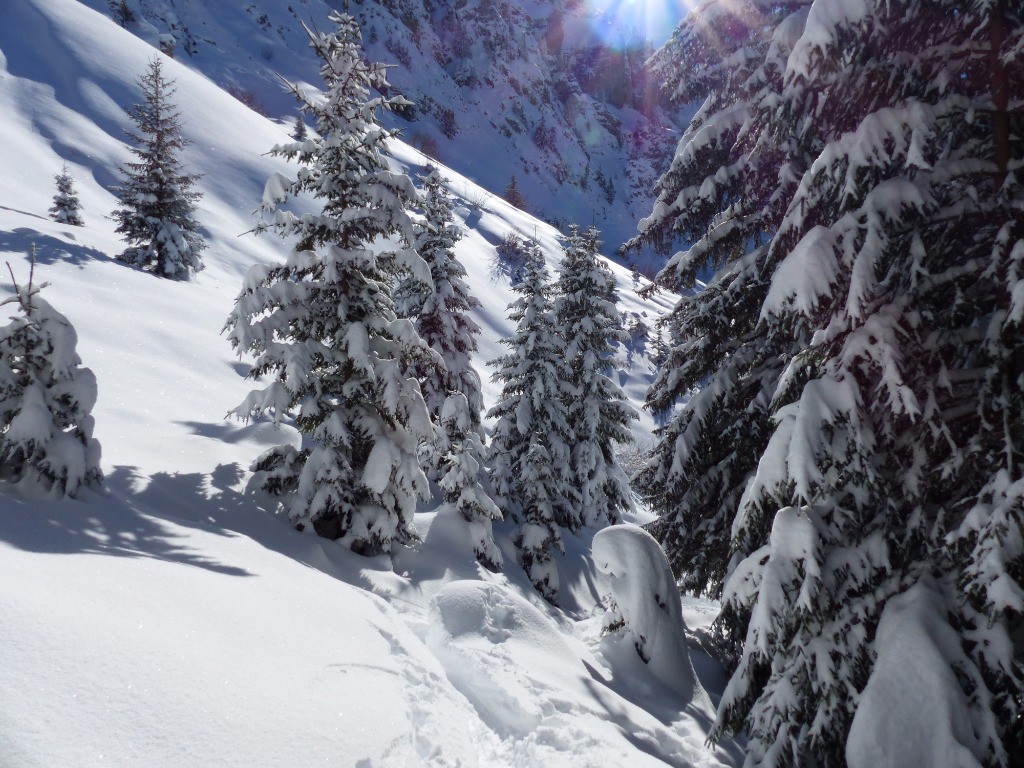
[554,225,637,528]
[401,166,484,430]
[627,0,812,598]
[639,0,1024,764]
[225,12,436,556]
[111,56,204,279]
[0,251,102,497]
[487,240,576,598]
[398,166,501,567]
[49,164,84,227]
[402,165,493,507]
[715,1,1024,764]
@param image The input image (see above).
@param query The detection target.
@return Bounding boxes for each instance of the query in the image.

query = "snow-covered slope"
[72,0,685,274]
[0,2,734,765]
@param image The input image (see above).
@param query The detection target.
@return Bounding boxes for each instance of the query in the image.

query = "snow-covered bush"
[436,393,501,571]
[592,525,700,702]
[0,257,102,497]
[226,12,436,556]
[491,231,529,285]
[48,164,84,226]
[111,56,204,279]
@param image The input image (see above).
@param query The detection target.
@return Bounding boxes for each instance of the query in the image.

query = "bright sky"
[586,0,689,46]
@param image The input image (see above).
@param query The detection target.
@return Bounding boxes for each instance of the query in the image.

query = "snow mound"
[593,524,707,704]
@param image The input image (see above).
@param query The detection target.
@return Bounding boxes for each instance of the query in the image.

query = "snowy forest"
[0,0,1021,766]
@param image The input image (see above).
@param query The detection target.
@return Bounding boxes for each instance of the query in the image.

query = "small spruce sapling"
[49,165,84,227]
[0,247,102,497]
[503,174,526,210]
[292,114,307,141]
[108,0,134,27]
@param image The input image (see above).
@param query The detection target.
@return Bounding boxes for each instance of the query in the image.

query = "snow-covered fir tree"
[394,166,499,565]
[638,0,1024,764]
[48,164,84,226]
[0,252,101,497]
[111,56,204,279]
[627,0,812,598]
[436,392,502,570]
[516,436,563,602]
[225,12,437,556]
[553,225,637,528]
[401,166,483,428]
[716,2,1024,764]
[487,239,576,598]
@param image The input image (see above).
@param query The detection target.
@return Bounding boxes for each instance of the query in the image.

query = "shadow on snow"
[0,227,109,269]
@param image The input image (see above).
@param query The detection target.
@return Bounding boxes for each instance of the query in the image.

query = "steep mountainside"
[78,0,684,274]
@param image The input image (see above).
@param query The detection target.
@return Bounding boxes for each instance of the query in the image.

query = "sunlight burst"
[584,0,688,47]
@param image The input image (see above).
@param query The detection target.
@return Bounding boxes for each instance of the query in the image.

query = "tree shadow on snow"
[0,456,421,602]
[577,668,700,768]
[176,419,291,447]
[106,461,394,598]
[0,466,254,577]
[0,228,109,268]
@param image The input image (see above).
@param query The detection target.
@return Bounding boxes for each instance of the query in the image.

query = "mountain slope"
[73,0,685,274]
[0,1,738,766]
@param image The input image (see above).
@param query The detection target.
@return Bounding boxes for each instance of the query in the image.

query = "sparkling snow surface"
[0,1,734,766]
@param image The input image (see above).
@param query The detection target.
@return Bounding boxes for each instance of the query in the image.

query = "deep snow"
[0,2,734,765]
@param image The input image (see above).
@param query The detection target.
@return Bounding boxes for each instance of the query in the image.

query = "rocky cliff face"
[84,0,683,271]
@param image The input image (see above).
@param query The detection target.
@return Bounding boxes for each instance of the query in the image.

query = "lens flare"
[584,0,688,47]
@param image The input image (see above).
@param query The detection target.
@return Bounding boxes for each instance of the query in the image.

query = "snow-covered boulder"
[593,524,702,703]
